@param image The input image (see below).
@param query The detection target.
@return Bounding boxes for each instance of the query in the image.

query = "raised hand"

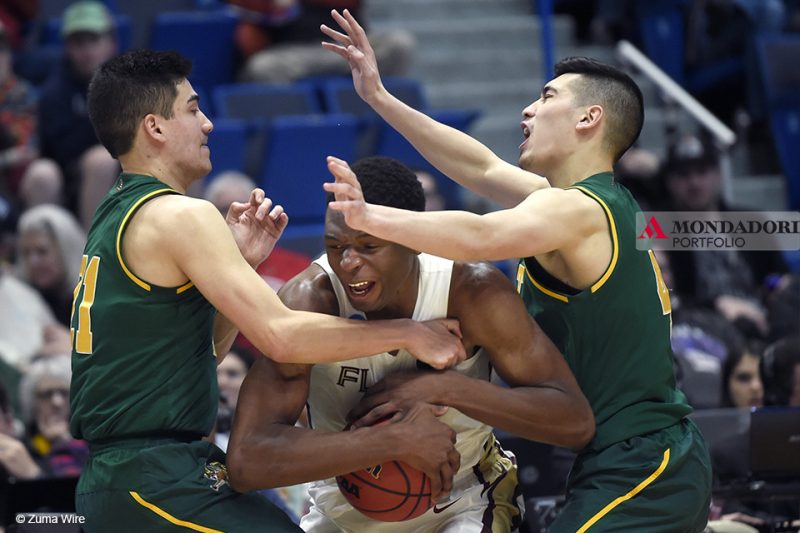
[320,9,384,104]
[323,155,370,232]
[226,188,288,268]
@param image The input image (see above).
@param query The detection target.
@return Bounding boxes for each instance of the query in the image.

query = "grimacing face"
[324,210,419,318]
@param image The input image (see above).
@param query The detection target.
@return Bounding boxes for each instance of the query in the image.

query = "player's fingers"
[320,23,350,45]
[330,9,352,34]
[255,197,274,221]
[249,188,265,207]
[320,41,349,59]
[226,201,248,221]
[342,9,368,46]
[431,404,449,417]
[441,318,463,339]
[349,402,391,428]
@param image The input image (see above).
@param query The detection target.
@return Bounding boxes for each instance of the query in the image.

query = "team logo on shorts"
[204,461,229,492]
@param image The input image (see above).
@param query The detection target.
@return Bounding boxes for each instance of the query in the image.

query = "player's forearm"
[227,424,406,491]
[437,372,595,450]
[255,312,412,364]
[212,312,239,362]
[362,205,500,261]
[370,90,539,206]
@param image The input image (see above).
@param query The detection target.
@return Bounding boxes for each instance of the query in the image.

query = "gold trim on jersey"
[570,185,619,293]
[176,281,195,294]
[575,448,670,533]
[116,189,174,291]
[522,264,569,303]
[128,491,223,533]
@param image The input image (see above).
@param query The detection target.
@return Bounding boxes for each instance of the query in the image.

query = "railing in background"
[616,39,738,203]
[535,0,555,81]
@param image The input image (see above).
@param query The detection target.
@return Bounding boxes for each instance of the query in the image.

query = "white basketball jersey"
[304,253,499,531]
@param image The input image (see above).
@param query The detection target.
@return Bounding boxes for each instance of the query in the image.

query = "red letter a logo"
[638,216,668,239]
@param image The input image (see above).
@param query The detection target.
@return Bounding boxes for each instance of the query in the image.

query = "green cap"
[62,1,114,38]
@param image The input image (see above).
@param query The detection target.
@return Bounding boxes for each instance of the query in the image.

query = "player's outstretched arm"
[213,188,288,360]
[157,197,466,368]
[325,156,594,262]
[350,262,595,450]
[321,9,547,207]
[226,267,460,501]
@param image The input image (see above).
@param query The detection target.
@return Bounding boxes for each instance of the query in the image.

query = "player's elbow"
[566,407,595,450]
[226,446,258,493]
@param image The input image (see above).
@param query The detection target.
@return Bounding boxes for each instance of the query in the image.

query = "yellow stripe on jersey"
[570,186,619,293]
[576,449,671,533]
[523,264,569,303]
[176,281,195,294]
[129,491,223,533]
[115,188,173,291]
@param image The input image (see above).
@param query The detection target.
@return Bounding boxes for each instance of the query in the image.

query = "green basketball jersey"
[516,172,691,452]
[70,173,218,442]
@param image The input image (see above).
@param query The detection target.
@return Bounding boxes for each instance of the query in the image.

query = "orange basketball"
[336,460,433,521]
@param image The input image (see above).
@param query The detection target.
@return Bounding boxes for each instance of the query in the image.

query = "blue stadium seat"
[318,76,479,210]
[259,114,359,224]
[636,0,744,95]
[149,10,238,92]
[278,223,326,259]
[206,118,249,182]
[755,35,800,209]
[319,76,428,116]
[212,82,322,122]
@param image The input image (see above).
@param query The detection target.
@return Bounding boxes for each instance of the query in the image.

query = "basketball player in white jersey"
[226,156,594,532]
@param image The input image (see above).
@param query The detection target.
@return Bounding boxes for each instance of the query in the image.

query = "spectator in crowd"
[25,0,119,228]
[0,21,38,199]
[661,133,789,338]
[16,204,86,326]
[19,356,88,477]
[720,341,765,409]
[762,335,800,407]
[0,380,42,481]
[0,207,71,370]
[231,0,415,83]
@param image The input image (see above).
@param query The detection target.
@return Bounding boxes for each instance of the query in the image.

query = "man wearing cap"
[26,0,119,228]
[662,133,789,339]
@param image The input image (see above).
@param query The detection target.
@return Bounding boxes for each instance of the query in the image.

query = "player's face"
[163,80,213,182]
[324,210,419,317]
[19,229,64,290]
[519,73,584,176]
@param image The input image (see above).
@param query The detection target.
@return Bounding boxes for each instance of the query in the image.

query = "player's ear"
[576,104,603,131]
[142,114,165,142]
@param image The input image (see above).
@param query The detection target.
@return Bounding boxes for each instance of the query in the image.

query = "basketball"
[335,459,433,521]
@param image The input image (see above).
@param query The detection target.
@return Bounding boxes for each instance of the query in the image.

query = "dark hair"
[554,57,644,162]
[326,156,425,211]
[762,335,800,406]
[663,133,720,177]
[720,339,764,407]
[87,49,192,158]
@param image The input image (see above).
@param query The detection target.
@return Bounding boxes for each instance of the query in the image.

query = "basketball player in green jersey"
[321,10,712,532]
[226,156,593,532]
[70,49,466,532]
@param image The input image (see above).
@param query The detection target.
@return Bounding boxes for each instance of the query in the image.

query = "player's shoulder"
[278,263,339,315]
[136,193,218,228]
[450,261,516,300]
